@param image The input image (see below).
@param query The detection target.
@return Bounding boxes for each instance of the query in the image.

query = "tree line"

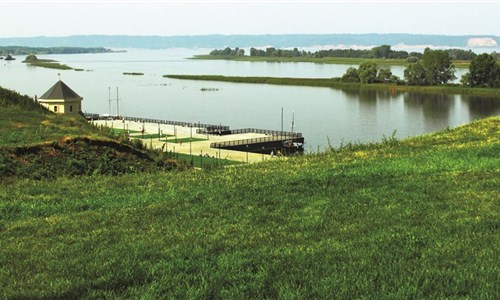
[207,46,500,88]
[340,48,500,88]
[209,45,481,61]
[0,46,113,56]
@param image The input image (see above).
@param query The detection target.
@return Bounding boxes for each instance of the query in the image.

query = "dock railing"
[198,127,302,138]
[84,113,229,130]
[211,135,302,149]
[230,128,302,138]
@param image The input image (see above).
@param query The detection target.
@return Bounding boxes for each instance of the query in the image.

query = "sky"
[2,0,500,37]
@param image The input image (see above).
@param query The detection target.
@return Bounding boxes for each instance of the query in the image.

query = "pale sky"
[1,0,500,37]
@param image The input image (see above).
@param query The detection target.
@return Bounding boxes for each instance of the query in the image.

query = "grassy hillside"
[0,87,182,179]
[1,112,498,298]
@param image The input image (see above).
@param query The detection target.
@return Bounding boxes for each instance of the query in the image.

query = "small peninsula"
[22,55,72,70]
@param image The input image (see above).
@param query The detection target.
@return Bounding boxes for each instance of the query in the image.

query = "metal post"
[158,123,161,141]
[190,124,192,156]
[281,107,283,133]
[108,87,111,115]
[116,87,120,117]
[262,147,265,161]
[246,145,249,163]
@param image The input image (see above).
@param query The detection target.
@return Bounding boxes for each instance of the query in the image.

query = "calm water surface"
[1,48,498,151]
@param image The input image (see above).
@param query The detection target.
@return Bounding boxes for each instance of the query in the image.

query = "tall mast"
[108,87,112,115]
[116,87,120,116]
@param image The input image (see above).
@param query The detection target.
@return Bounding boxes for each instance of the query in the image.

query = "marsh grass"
[165,75,500,97]
[1,117,499,298]
[123,72,144,76]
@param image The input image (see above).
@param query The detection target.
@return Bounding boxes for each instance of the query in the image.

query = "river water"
[1,48,499,151]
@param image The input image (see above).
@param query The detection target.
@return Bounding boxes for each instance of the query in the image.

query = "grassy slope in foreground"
[165,74,500,96]
[1,117,499,298]
[192,55,472,68]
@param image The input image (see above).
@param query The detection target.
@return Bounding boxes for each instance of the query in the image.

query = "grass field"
[0,106,109,147]
[162,136,208,143]
[165,74,500,97]
[168,152,241,168]
[1,114,499,298]
[192,55,473,68]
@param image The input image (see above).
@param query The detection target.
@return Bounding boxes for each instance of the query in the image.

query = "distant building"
[37,80,83,115]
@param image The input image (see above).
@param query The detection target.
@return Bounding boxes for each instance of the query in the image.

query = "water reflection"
[403,93,455,132]
[461,95,500,119]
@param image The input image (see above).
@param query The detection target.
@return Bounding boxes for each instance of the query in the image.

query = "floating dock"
[86,113,304,162]
[207,128,304,155]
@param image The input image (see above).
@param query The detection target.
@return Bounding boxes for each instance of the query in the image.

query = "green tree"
[465,53,500,87]
[341,67,360,82]
[404,62,427,85]
[404,48,456,85]
[377,68,393,83]
[370,45,391,59]
[358,62,378,83]
[421,48,456,85]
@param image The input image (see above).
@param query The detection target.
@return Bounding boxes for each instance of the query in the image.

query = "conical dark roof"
[40,80,81,99]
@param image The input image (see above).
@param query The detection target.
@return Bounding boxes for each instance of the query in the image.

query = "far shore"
[191,55,472,68]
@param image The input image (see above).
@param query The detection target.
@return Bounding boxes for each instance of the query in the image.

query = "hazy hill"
[0,33,498,49]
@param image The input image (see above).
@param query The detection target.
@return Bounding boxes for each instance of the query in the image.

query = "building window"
[70,105,73,112]
[54,106,58,112]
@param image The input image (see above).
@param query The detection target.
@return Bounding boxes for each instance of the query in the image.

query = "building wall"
[38,99,82,115]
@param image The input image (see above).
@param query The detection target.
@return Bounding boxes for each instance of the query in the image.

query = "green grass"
[23,57,73,70]
[0,116,499,298]
[123,72,144,76]
[165,74,500,97]
[0,107,110,147]
[134,133,170,140]
[192,55,473,68]
[162,136,208,143]
[28,61,73,70]
[110,128,140,134]
[168,152,241,168]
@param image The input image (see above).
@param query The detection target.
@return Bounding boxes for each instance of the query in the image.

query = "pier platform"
[90,115,304,164]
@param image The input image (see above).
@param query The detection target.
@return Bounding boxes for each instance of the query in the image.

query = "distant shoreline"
[191,55,472,68]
